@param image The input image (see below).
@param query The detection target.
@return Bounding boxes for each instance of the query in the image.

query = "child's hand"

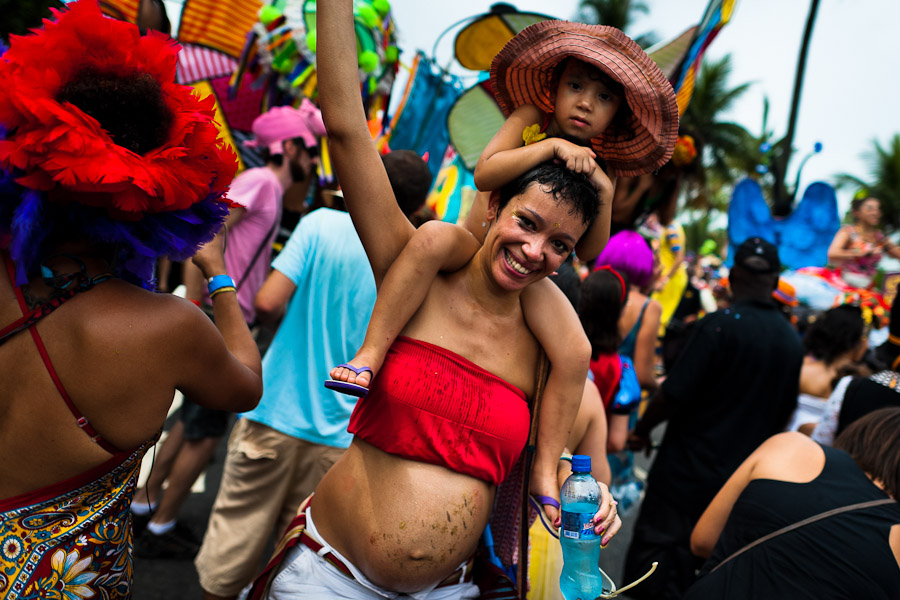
[552,138,597,176]
[587,163,615,198]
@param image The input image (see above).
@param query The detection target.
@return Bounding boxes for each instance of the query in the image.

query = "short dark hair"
[833,406,900,500]
[578,268,630,358]
[803,305,864,365]
[57,69,172,155]
[728,263,779,300]
[382,150,432,217]
[498,162,599,228]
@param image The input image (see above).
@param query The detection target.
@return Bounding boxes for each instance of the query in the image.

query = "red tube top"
[348,336,530,485]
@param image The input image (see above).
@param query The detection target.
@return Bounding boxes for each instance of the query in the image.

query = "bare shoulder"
[749,432,825,484]
[510,104,544,122]
[638,298,662,330]
[416,219,475,243]
[85,283,217,357]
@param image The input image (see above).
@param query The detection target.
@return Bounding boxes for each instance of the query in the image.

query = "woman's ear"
[486,190,501,223]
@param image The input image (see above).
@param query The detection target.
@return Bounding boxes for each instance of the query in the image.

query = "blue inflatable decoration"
[727,178,840,271]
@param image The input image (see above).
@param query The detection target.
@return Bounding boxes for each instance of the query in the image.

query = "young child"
[578,266,642,453]
[327,20,677,515]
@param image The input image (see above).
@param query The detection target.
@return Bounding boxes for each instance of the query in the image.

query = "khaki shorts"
[195,418,345,597]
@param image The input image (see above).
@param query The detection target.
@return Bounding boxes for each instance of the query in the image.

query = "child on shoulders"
[327,20,677,515]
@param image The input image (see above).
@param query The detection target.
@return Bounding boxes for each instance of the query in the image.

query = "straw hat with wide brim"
[490,20,678,176]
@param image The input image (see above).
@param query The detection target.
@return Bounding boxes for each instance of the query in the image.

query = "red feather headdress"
[0,0,237,217]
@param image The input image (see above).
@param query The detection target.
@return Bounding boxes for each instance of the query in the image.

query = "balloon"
[359,50,379,73]
[357,4,380,29]
[385,45,399,64]
[259,5,282,25]
[372,0,391,16]
[306,30,317,52]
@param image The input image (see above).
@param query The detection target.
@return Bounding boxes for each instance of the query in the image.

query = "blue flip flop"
[324,364,374,398]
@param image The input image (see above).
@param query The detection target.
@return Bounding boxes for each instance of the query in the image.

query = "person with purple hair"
[595,230,661,393]
[591,231,662,518]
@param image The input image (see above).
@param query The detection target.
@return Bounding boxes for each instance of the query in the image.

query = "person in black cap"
[811,282,900,445]
[622,237,804,599]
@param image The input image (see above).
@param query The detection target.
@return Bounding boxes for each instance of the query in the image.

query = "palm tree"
[679,54,753,211]
[575,0,658,47]
[835,134,900,232]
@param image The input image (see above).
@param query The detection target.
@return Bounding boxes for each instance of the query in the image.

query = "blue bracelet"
[208,274,235,295]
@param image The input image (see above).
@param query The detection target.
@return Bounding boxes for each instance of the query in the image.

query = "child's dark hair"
[498,162,599,227]
[803,305,865,365]
[550,57,634,141]
[578,267,630,358]
[57,68,173,155]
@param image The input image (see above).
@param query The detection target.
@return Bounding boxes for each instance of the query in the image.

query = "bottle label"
[561,510,598,540]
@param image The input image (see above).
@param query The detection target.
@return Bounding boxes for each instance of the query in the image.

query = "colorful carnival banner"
[98,0,139,23]
[426,147,477,224]
[178,0,262,59]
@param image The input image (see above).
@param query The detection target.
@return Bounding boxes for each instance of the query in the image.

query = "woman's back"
[687,445,900,599]
[0,254,255,500]
[1,264,179,498]
[618,290,649,358]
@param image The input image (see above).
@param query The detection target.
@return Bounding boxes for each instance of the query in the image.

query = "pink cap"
[245,98,326,155]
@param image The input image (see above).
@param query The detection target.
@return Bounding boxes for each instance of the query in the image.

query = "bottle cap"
[571,454,591,473]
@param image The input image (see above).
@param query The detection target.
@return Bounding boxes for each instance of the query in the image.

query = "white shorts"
[265,508,480,600]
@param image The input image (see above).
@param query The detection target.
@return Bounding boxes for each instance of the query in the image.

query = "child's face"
[552,59,623,143]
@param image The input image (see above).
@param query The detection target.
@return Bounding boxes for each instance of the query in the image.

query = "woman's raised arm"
[317,0,415,286]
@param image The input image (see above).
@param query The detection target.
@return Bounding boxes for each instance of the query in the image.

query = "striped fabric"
[670,0,737,116]
[98,0,139,23]
[178,0,262,59]
[177,44,238,85]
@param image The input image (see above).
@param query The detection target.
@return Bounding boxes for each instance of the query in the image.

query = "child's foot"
[325,349,383,397]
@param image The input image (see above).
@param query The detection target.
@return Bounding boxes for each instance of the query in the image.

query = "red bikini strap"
[2,253,120,454]
[541,112,552,133]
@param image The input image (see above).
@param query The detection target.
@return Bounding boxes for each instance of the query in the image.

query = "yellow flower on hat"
[522,123,547,146]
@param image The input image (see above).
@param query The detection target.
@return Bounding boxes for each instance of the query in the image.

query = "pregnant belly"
[312,439,496,593]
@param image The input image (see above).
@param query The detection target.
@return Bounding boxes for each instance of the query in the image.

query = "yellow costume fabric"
[652,221,688,335]
[527,519,564,600]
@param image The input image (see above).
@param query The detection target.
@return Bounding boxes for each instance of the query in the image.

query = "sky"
[162,0,900,214]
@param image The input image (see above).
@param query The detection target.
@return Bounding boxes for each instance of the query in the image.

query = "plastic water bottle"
[559,454,605,600]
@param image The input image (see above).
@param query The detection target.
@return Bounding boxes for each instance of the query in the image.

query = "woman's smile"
[503,248,536,276]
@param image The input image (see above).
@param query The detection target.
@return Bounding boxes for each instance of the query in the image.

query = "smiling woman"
[827,196,900,289]
[244,1,625,598]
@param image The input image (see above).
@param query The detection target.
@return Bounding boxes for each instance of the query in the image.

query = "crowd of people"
[1,1,898,600]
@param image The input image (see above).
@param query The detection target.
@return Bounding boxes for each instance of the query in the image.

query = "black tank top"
[686,445,900,600]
